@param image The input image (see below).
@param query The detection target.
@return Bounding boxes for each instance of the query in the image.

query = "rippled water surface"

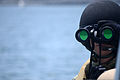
[0,5,89,80]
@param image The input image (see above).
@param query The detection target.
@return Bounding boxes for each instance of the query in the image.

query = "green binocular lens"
[76,28,90,42]
[102,28,113,40]
[79,30,88,41]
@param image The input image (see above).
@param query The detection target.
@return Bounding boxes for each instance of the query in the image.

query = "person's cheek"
[101,51,112,55]
[94,46,100,55]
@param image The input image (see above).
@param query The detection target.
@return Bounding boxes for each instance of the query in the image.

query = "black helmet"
[79,0,120,50]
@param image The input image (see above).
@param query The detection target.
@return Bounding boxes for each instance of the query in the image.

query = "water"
[0,5,90,80]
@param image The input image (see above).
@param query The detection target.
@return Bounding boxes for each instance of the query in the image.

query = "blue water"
[0,5,90,80]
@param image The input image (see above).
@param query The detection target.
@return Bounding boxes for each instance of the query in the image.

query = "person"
[73,0,120,80]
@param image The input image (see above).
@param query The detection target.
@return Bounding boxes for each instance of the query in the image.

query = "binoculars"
[75,20,119,44]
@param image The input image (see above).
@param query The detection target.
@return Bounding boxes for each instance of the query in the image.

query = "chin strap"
[88,30,95,78]
[99,38,102,65]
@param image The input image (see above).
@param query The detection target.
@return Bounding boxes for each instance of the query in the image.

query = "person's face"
[94,43,113,56]
[94,42,114,63]
[90,39,114,63]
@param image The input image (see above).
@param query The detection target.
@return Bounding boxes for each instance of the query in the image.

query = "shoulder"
[97,68,116,80]
[73,59,90,80]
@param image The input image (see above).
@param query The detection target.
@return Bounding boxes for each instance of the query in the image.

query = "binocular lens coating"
[103,29,112,39]
[79,30,88,41]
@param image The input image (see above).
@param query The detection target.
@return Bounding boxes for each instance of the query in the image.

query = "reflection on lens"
[80,30,88,41]
[103,29,112,39]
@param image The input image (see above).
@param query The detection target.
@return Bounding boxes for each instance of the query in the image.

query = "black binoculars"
[75,20,120,44]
